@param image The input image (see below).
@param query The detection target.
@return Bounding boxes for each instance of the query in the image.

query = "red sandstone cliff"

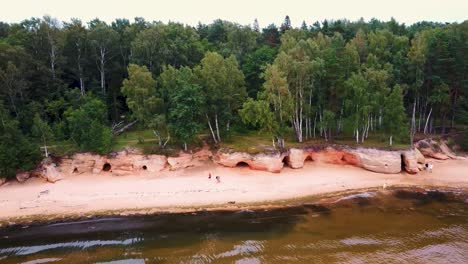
[2,138,462,185]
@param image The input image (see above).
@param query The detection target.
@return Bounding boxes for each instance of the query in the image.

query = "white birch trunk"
[215,113,221,142]
[423,107,432,134]
[42,135,49,158]
[313,113,317,138]
[100,47,106,94]
[379,108,382,128]
[206,114,217,144]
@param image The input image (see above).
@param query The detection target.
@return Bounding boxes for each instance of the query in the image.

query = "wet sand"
[0,158,467,222]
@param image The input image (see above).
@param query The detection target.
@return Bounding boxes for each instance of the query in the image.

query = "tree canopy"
[0,16,467,178]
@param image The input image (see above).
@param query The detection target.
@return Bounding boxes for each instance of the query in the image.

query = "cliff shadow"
[235,161,250,168]
[400,154,405,172]
[102,163,112,172]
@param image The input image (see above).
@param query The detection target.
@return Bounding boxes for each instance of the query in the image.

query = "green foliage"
[32,113,54,156]
[0,102,41,179]
[166,67,205,145]
[460,131,468,152]
[383,85,408,143]
[65,97,113,154]
[131,23,204,75]
[259,64,293,124]
[242,46,277,97]
[194,51,247,142]
[239,98,276,131]
[121,64,161,127]
[0,16,466,156]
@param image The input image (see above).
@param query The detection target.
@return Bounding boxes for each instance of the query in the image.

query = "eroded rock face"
[48,148,212,178]
[285,147,398,174]
[41,164,64,183]
[315,148,361,166]
[68,153,104,174]
[215,147,407,174]
[287,148,360,169]
[414,148,426,165]
[401,150,419,174]
[61,152,168,176]
[439,141,458,159]
[213,150,285,173]
[352,148,402,174]
[287,148,310,169]
[16,171,31,182]
[415,139,450,160]
[193,148,212,161]
[0,177,6,186]
[132,155,167,172]
[168,153,194,170]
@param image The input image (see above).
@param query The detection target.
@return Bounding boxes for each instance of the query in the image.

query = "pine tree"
[253,19,260,33]
[280,15,292,33]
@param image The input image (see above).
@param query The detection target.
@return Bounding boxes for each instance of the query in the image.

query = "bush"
[0,119,41,179]
[460,131,468,151]
[65,97,113,154]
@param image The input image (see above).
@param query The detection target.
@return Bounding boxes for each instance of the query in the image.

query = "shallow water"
[1,190,467,263]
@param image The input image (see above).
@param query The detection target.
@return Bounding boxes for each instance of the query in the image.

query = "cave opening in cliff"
[142,165,147,170]
[282,156,290,166]
[305,155,313,162]
[401,154,406,171]
[102,163,112,172]
[236,161,249,168]
[73,167,78,173]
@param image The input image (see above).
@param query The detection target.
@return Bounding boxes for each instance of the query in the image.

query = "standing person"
[428,163,433,173]
[208,172,212,179]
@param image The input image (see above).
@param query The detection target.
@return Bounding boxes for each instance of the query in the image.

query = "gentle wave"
[0,238,142,256]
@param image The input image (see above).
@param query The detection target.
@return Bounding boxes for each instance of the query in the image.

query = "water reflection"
[0,189,466,264]
[0,238,141,256]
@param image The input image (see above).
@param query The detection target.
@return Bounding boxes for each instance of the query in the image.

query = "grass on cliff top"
[112,129,158,151]
[113,128,204,155]
[44,128,410,157]
[222,130,410,154]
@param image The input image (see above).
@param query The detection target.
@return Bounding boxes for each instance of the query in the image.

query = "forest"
[0,16,467,178]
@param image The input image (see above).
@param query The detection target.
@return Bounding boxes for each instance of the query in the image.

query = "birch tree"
[121,64,167,147]
[383,85,407,146]
[42,16,63,80]
[89,20,118,95]
[195,52,246,143]
[63,19,88,95]
[32,114,53,157]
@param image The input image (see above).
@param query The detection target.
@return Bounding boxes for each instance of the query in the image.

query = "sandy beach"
[1,158,467,222]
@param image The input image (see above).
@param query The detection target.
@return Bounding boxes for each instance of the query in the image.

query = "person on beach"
[428,163,433,173]
[208,172,212,179]
[425,163,433,173]
[216,176,221,183]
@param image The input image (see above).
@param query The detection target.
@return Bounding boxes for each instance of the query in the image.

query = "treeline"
[0,16,467,178]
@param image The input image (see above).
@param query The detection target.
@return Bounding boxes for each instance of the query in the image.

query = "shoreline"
[1,185,466,230]
[1,157,468,226]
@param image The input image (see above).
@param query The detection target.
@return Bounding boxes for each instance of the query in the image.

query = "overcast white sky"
[1,0,467,27]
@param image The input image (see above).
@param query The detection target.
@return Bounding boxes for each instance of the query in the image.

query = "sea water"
[0,189,467,263]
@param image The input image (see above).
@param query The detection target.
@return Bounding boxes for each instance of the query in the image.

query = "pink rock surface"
[213,150,285,173]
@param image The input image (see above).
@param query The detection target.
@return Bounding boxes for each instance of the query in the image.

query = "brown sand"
[0,158,467,222]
